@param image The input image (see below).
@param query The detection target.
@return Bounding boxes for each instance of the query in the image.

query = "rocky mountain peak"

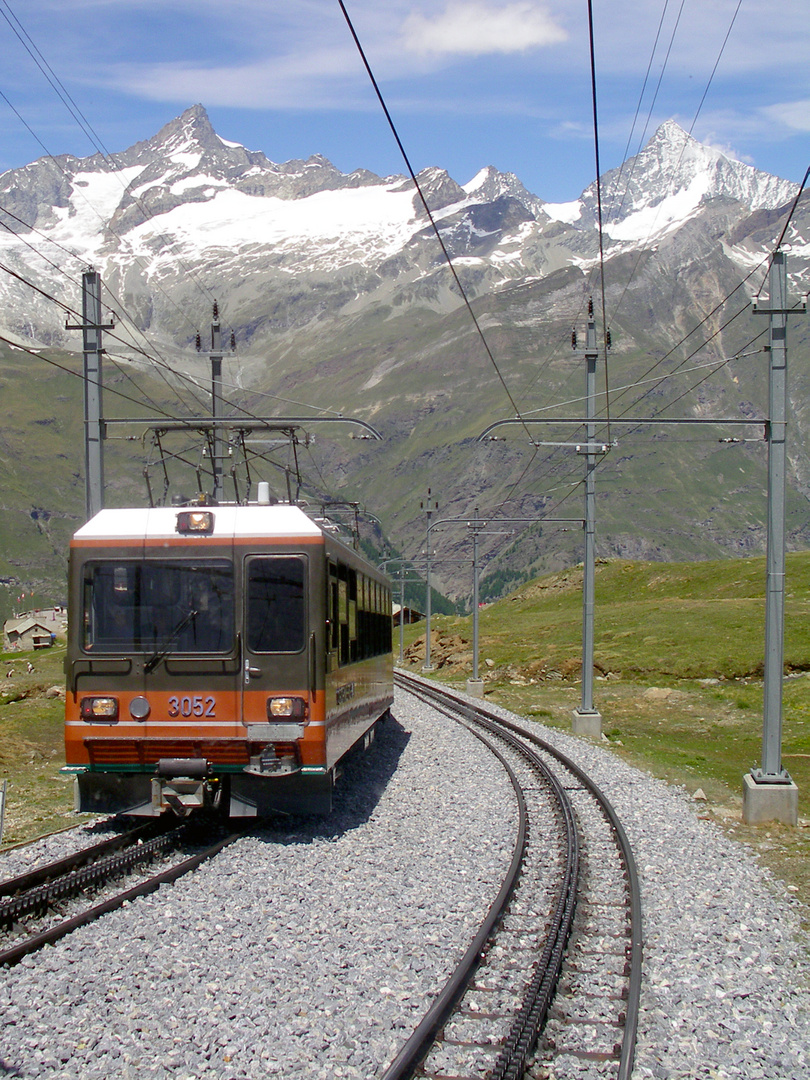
[463,166,544,218]
[571,120,799,239]
[152,104,222,154]
[0,106,803,355]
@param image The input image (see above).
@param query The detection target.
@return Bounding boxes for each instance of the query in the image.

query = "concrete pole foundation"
[742,773,798,826]
[572,707,602,739]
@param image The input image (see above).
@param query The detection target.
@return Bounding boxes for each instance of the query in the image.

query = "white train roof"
[72,503,326,541]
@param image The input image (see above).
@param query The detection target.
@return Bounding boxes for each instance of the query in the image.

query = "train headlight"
[266,696,306,720]
[80,696,119,721]
[176,511,214,534]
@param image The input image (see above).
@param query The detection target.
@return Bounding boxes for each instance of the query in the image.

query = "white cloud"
[402,2,567,57]
[761,100,810,133]
[698,136,754,166]
[104,46,365,111]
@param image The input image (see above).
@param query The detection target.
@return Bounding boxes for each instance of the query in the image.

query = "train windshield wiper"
[144,609,198,673]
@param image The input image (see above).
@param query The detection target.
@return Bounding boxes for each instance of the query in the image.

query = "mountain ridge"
[0,105,807,606]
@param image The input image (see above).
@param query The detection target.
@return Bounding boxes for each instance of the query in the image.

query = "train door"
[241,553,310,735]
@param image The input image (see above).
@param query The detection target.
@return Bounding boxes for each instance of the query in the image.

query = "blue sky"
[0,0,807,203]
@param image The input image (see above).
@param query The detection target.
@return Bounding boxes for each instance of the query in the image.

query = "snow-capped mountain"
[565,119,798,243]
[0,104,801,357]
[1,104,809,604]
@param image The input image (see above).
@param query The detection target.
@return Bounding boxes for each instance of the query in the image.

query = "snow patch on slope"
[126,182,421,270]
[52,166,145,249]
[606,174,710,243]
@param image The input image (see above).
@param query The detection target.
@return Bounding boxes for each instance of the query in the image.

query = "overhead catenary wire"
[586,0,611,441]
[0,252,214,417]
[0,88,205,347]
[605,0,750,332]
[685,0,743,141]
[604,0,680,227]
[0,206,367,500]
[0,331,183,421]
[754,164,810,300]
[522,348,764,419]
[497,0,677,426]
[337,0,534,446]
[0,210,210,419]
[0,0,235,344]
[0,195,211,418]
[519,0,749,430]
[603,258,770,421]
[0,116,343,431]
[606,168,810,425]
[0,0,116,161]
[0,199,338,432]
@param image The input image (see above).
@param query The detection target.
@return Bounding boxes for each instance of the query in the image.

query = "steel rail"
[387,673,581,1080]
[379,693,529,1080]
[0,826,187,926]
[0,831,242,968]
[472,700,643,1080]
[395,671,643,1080]
[0,820,167,899]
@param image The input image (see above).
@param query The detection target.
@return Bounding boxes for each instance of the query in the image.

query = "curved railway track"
[0,820,243,967]
[391,671,642,1080]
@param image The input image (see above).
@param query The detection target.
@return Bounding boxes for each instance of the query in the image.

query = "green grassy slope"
[402,552,810,898]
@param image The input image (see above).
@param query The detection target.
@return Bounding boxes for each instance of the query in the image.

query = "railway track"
[0,819,243,967]
[391,671,642,1080]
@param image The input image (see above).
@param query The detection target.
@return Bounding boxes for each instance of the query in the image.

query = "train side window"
[348,568,358,663]
[247,556,306,654]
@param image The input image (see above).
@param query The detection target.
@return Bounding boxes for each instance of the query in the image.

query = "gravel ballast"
[0,695,518,1079]
[1,686,809,1079]
[478,694,810,1080]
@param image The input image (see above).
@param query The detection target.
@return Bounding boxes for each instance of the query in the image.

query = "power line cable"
[0,3,233,342]
[685,0,743,140]
[586,0,611,440]
[522,347,763,419]
[605,257,768,418]
[0,0,115,160]
[0,250,212,416]
[605,0,741,327]
[0,212,181,418]
[755,165,810,300]
[337,0,533,443]
[605,0,674,225]
[0,218,355,443]
[0,331,180,419]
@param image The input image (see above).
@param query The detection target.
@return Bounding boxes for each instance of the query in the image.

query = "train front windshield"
[83,559,235,654]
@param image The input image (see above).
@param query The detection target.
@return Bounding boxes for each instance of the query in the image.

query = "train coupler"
[152,758,217,816]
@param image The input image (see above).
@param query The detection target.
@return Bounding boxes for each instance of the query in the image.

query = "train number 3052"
[167,695,217,718]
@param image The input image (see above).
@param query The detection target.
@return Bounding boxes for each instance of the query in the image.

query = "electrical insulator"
[606,328,612,349]
[195,332,201,352]
[571,329,577,350]
[230,331,236,351]
[212,301,219,322]
[588,297,594,317]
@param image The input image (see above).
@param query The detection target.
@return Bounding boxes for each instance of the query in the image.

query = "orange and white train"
[63,498,393,817]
